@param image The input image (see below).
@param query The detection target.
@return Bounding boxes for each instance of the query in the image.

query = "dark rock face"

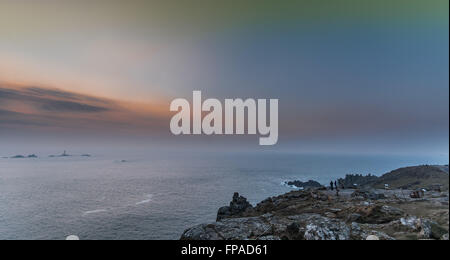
[216,193,253,221]
[286,180,323,189]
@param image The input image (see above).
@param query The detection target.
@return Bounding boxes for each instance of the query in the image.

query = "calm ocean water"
[0,151,447,240]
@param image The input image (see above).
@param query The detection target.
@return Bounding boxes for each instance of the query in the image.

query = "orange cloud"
[0,82,171,136]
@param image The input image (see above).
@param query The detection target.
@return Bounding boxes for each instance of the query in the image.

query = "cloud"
[0,109,54,127]
[39,99,109,113]
[25,87,109,103]
[0,86,112,113]
[0,83,169,136]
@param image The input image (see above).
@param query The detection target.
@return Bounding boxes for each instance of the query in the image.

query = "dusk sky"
[0,0,448,156]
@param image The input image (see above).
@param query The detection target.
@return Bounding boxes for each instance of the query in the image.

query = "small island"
[49,151,71,158]
[10,154,38,159]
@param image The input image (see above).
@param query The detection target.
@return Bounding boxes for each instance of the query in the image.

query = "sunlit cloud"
[0,0,447,154]
[0,83,170,136]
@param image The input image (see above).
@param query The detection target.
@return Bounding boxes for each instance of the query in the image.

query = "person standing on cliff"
[330,181,334,191]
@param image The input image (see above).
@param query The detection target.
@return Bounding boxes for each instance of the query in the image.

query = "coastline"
[181,165,449,240]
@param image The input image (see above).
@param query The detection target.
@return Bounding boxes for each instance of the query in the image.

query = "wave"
[136,194,153,205]
[82,209,108,216]
[281,181,304,190]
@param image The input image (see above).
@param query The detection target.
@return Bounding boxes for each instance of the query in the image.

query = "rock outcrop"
[336,165,449,191]
[217,193,253,221]
[181,188,448,240]
[337,174,379,189]
[371,165,449,191]
[181,165,449,240]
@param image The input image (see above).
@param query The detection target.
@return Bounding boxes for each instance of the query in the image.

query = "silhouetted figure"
[334,181,337,189]
[330,181,334,191]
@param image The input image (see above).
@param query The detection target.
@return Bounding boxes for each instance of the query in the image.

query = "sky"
[0,0,448,156]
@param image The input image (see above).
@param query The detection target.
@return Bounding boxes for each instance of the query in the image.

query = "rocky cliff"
[181,165,449,240]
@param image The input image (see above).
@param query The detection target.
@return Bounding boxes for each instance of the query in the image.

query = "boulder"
[419,219,447,240]
[400,216,447,240]
[301,215,351,240]
[400,216,421,231]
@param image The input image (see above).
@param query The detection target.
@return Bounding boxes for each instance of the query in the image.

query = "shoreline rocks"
[181,165,449,240]
[217,193,253,221]
[181,188,448,240]
[285,180,323,189]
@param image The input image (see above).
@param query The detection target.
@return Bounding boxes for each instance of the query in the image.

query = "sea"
[0,151,447,240]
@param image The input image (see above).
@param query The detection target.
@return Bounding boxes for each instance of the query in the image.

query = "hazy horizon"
[1,0,448,156]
